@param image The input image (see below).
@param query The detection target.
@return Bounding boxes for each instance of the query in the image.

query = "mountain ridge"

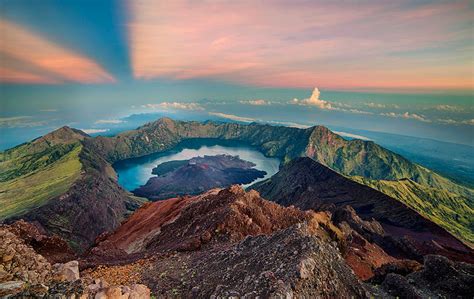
[88,118,472,198]
[1,117,472,250]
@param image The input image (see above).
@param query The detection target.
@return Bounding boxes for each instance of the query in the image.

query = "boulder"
[93,283,150,299]
[53,260,80,282]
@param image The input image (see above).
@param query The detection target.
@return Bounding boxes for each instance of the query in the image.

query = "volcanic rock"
[379,255,474,298]
[140,222,369,298]
[0,281,25,297]
[86,186,393,297]
[52,260,80,282]
[0,226,52,286]
[251,157,474,263]
[5,220,75,263]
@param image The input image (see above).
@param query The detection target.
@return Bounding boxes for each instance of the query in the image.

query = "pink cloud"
[0,67,60,84]
[0,19,115,84]
[127,0,472,91]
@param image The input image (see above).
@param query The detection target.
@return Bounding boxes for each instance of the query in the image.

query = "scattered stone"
[53,260,80,282]
[0,226,52,289]
[297,257,316,279]
[92,282,150,299]
[371,259,422,284]
[0,280,24,297]
[380,254,474,298]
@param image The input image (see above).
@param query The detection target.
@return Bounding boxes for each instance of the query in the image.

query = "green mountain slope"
[0,144,82,219]
[352,177,474,245]
[0,127,86,219]
[305,126,473,199]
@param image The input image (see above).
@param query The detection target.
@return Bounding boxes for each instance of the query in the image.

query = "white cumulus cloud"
[291,87,333,110]
[0,116,48,128]
[438,118,474,125]
[142,102,204,111]
[364,102,400,109]
[381,112,430,122]
[434,104,463,112]
[332,131,372,141]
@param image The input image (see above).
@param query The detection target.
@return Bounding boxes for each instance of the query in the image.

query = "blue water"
[113,139,280,191]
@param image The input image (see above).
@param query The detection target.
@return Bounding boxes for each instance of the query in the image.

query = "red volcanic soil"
[95,190,219,254]
[343,231,397,280]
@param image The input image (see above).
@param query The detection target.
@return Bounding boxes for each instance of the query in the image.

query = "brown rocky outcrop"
[0,226,52,295]
[379,255,474,298]
[89,221,370,298]
[85,186,392,297]
[5,220,75,263]
[1,222,150,298]
[90,186,312,260]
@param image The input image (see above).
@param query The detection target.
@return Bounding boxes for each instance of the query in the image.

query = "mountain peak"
[35,126,88,145]
[156,117,176,125]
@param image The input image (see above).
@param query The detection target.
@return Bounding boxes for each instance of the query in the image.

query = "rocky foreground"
[2,186,472,298]
[0,222,150,298]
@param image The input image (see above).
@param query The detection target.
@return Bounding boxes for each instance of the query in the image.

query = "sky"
[0,0,473,148]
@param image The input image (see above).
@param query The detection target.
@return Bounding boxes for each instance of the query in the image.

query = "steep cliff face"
[0,127,85,220]
[88,118,312,163]
[352,176,474,246]
[251,157,473,262]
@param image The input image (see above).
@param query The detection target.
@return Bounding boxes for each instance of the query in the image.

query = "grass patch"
[0,144,82,219]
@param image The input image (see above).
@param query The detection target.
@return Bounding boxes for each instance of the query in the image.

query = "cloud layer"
[127,0,473,91]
